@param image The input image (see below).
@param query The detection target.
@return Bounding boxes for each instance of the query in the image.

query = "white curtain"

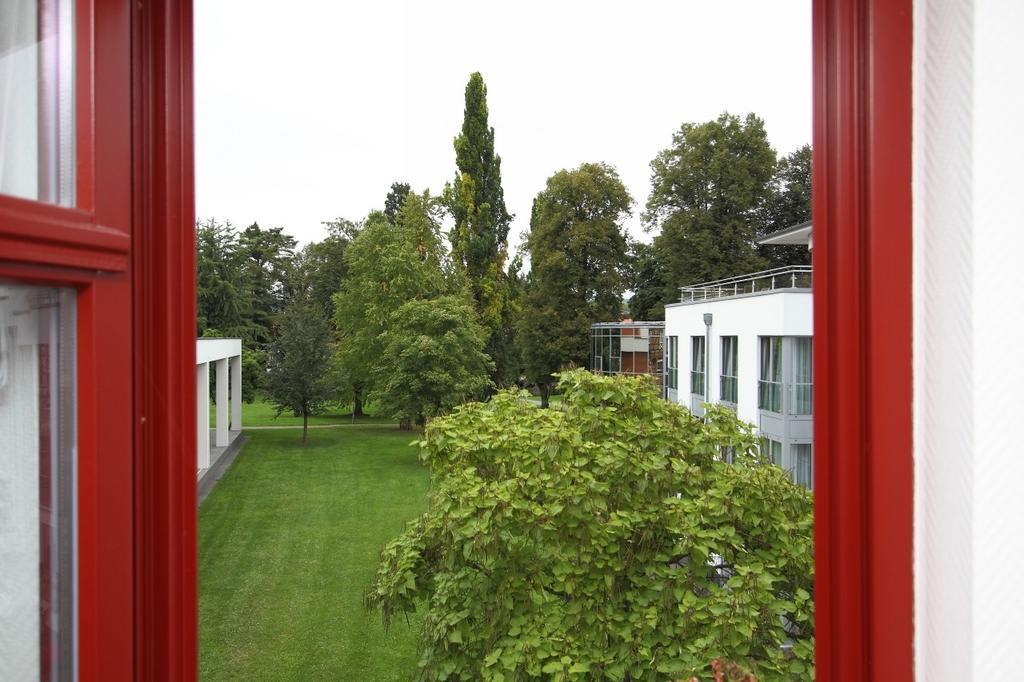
[0,285,43,681]
[0,0,39,200]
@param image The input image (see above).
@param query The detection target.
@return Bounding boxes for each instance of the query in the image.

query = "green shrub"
[366,369,813,680]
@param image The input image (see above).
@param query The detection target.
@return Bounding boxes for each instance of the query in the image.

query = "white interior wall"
[914,0,1024,677]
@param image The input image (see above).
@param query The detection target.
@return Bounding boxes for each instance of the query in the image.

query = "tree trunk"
[303,411,309,444]
[353,393,364,418]
[540,383,551,409]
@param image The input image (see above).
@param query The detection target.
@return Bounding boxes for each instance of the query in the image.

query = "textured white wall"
[664,292,812,426]
[914,0,1024,677]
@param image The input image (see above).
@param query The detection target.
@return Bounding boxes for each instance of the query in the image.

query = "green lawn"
[199,427,428,680]
[211,396,396,427]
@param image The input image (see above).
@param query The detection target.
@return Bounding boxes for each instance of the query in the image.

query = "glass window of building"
[758,336,783,412]
[690,336,705,396]
[789,337,813,415]
[761,437,783,467]
[793,443,813,489]
[720,336,738,404]
[666,336,678,390]
[0,0,76,205]
[0,283,76,680]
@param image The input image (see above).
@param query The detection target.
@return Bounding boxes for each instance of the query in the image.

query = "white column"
[215,358,229,447]
[230,354,242,431]
[196,362,210,471]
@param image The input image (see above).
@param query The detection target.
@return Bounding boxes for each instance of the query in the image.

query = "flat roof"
[758,220,812,246]
[591,321,665,329]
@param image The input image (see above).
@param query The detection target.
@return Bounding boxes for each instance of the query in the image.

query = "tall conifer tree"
[447,72,515,385]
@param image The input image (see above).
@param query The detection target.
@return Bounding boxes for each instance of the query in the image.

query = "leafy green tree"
[333,193,449,416]
[237,222,297,346]
[627,240,667,320]
[367,370,814,680]
[521,163,632,404]
[641,113,776,308]
[371,295,493,429]
[757,145,812,268]
[384,182,412,225]
[292,218,359,322]
[264,296,334,443]
[196,219,251,339]
[446,72,515,384]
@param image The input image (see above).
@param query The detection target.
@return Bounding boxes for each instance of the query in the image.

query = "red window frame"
[0,1,196,679]
[813,0,913,677]
[3,0,915,678]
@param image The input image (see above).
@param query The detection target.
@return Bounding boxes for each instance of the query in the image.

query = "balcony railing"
[679,265,812,303]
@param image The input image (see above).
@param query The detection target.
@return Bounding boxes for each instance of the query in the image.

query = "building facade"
[589,321,665,395]
[663,266,813,487]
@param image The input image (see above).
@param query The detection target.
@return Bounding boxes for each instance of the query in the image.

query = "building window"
[0,0,77,205]
[666,336,678,390]
[761,437,783,467]
[789,337,813,415]
[0,284,76,679]
[690,336,705,396]
[720,336,738,404]
[758,336,783,412]
[720,445,736,464]
[793,443,813,489]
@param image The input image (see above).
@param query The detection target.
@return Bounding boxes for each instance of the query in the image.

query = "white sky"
[195,1,811,252]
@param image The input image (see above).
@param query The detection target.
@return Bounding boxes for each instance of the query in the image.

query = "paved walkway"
[243,422,399,430]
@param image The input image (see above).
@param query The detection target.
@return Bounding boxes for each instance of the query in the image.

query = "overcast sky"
[194,1,811,251]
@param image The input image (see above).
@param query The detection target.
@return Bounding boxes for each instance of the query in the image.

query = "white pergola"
[196,338,243,473]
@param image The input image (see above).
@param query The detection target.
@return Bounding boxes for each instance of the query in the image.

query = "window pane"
[0,283,76,680]
[794,444,813,489]
[0,0,75,205]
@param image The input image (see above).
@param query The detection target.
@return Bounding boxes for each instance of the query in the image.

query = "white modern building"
[195,338,243,477]
[663,228,813,487]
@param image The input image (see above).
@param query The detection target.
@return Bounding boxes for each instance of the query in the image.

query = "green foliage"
[195,218,299,348]
[196,219,251,339]
[367,370,814,681]
[265,297,335,443]
[385,181,412,225]
[446,72,515,385]
[522,163,633,397]
[627,240,666,321]
[298,218,360,321]
[756,145,812,269]
[640,113,776,309]
[333,193,451,412]
[240,348,266,403]
[237,222,297,345]
[372,295,493,427]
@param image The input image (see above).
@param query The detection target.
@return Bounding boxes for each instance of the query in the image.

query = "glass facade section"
[666,335,678,390]
[0,0,76,205]
[789,337,813,415]
[758,336,783,412]
[690,336,705,396]
[761,438,783,467]
[589,324,665,392]
[720,336,738,404]
[793,443,813,489]
[0,283,76,680]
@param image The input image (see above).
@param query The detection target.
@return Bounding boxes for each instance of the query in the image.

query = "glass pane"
[794,444,813,489]
[0,0,76,205]
[0,283,76,680]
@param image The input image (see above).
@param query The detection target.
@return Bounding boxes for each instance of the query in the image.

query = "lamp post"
[703,312,713,406]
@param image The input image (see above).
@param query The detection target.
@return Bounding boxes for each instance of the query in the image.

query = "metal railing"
[679,265,812,303]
